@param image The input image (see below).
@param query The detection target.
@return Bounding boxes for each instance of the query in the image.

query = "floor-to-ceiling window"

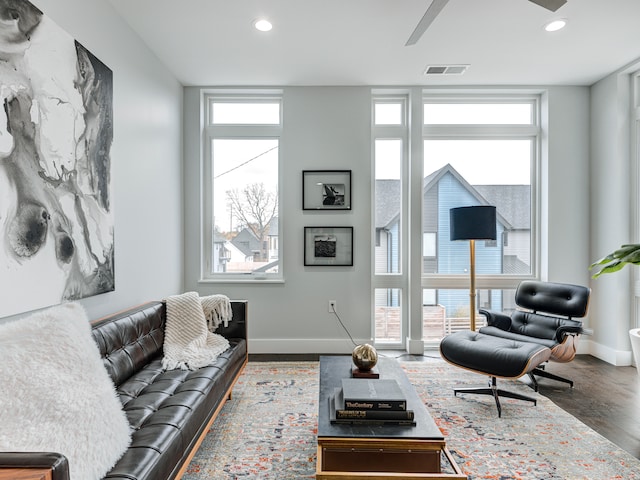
[422,96,540,342]
[372,94,408,347]
[373,92,541,347]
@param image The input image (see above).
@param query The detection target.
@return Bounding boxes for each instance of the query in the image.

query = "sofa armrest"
[214,300,248,340]
[0,452,69,480]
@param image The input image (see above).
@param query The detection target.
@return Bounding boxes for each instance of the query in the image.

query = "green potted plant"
[589,243,640,277]
[590,243,640,372]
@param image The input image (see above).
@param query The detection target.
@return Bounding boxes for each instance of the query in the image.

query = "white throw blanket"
[202,293,233,330]
[162,292,232,370]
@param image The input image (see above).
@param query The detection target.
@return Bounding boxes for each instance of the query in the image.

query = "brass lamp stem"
[469,239,476,331]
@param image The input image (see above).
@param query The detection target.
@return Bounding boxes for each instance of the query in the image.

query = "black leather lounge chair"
[440,280,591,416]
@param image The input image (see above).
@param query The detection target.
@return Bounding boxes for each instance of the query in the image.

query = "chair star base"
[528,366,574,391]
[454,376,537,418]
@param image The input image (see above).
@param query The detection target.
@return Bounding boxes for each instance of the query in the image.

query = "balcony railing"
[375,305,487,343]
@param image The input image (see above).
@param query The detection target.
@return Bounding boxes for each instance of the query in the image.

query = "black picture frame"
[304,227,354,266]
[302,170,352,210]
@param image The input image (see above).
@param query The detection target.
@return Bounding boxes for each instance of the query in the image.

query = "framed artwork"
[304,227,353,266]
[302,170,352,210]
[0,0,114,318]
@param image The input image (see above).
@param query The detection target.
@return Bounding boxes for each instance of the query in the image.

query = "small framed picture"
[304,227,353,266]
[302,170,352,210]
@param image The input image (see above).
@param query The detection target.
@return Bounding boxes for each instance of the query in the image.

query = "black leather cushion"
[515,281,590,318]
[509,311,583,342]
[104,342,246,480]
[440,331,552,378]
[92,302,166,387]
[479,325,557,348]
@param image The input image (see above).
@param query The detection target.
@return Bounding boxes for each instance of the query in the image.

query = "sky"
[375,138,532,185]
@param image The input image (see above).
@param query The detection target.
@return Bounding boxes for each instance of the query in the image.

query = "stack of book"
[329,378,415,426]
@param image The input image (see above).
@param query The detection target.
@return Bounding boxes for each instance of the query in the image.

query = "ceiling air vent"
[424,64,469,76]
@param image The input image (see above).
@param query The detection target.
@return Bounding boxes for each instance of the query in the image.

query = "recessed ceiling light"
[254,19,273,32]
[544,19,567,32]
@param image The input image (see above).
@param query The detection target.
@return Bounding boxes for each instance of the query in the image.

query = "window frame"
[421,93,542,293]
[201,91,284,283]
[372,93,410,348]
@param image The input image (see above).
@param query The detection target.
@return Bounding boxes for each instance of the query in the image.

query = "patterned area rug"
[183,359,640,479]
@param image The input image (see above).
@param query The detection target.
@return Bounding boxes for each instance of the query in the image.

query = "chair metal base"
[527,365,574,392]
[454,376,537,418]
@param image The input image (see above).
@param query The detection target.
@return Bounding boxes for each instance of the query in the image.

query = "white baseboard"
[579,338,634,366]
[248,338,371,354]
[248,337,637,367]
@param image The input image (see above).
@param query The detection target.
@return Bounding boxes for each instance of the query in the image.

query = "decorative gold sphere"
[352,343,378,371]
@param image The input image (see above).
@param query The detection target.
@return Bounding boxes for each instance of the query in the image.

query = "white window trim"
[421,92,542,292]
[200,90,284,283]
[372,92,410,348]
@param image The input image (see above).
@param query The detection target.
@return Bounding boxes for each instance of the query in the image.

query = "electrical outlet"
[328,300,337,313]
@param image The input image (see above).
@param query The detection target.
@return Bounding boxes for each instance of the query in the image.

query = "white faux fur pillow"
[0,302,131,479]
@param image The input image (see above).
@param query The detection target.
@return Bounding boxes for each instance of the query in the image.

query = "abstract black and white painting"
[0,0,114,318]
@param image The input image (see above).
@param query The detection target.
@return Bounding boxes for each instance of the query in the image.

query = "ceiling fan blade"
[528,0,567,12]
[405,0,450,46]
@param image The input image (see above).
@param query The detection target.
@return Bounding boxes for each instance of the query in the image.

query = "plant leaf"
[589,253,616,269]
[592,260,626,278]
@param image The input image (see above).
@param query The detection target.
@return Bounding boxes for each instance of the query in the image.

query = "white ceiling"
[106,0,640,87]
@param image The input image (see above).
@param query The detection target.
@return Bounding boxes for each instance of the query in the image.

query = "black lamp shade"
[450,206,497,241]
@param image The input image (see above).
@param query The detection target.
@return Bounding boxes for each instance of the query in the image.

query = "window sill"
[199,276,284,285]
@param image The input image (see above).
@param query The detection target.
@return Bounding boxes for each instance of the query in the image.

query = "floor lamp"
[449,205,497,331]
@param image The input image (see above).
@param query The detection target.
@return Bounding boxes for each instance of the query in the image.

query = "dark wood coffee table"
[316,355,466,479]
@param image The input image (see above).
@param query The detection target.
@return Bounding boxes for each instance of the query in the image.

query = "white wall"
[545,87,591,289]
[0,0,184,323]
[184,85,594,354]
[588,69,636,365]
[184,87,372,353]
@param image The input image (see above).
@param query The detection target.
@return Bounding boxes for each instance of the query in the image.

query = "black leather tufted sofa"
[0,300,248,480]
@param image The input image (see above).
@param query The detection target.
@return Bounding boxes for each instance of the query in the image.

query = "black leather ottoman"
[439,331,552,417]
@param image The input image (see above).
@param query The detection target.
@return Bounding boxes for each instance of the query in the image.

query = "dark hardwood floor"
[530,355,640,460]
[249,353,640,459]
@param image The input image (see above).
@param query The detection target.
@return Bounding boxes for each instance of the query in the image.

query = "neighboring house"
[211,232,228,273]
[231,228,261,261]
[267,217,279,261]
[224,241,250,268]
[475,184,531,275]
[212,232,250,273]
[213,219,279,274]
[374,180,402,308]
[375,164,529,314]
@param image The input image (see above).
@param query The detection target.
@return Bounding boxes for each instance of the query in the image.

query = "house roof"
[474,185,530,230]
[231,228,260,257]
[375,164,529,232]
[424,164,513,230]
[422,164,511,230]
[503,255,531,275]
[268,217,278,236]
[375,180,401,229]
[213,232,227,244]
